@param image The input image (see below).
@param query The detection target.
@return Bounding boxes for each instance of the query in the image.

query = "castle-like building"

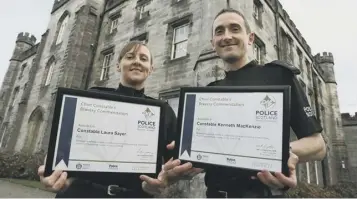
[0,0,352,196]
[341,112,357,182]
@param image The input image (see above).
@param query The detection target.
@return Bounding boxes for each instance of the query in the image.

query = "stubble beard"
[224,55,240,64]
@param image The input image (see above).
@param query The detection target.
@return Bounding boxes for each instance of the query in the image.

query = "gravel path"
[0,180,55,198]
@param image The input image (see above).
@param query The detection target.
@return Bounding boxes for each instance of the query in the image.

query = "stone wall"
[0,0,349,192]
[342,113,357,182]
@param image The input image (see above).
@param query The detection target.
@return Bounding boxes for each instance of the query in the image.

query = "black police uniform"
[55,84,177,198]
[204,60,323,198]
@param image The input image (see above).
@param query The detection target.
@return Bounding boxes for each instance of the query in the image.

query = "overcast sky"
[0,0,356,114]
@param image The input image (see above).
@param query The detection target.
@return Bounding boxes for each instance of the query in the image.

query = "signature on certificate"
[256,144,275,150]
[137,148,154,155]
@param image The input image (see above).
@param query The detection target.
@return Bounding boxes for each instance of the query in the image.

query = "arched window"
[22,107,44,153]
[55,12,70,45]
[0,124,8,148]
[11,87,19,107]
[44,56,56,86]
[45,62,55,86]
[18,63,27,79]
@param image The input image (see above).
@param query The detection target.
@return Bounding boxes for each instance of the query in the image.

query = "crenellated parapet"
[313,51,336,83]
[314,52,334,64]
[10,32,37,62]
[276,1,311,54]
[16,32,37,46]
[265,0,312,56]
[341,112,357,126]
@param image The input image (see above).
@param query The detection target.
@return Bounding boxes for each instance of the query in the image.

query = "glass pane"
[174,25,188,43]
[45,64,54,85]
[167,97,179,116]
[174,41,187,59]
[0,127,6,148]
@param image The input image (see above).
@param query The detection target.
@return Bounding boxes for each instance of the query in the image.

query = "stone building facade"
[0,0,350,197]
[341,112,357,182]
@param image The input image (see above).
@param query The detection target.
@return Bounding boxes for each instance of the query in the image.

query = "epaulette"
[144,95,156,100]
[88,86,116,92]
[206,80,222,87]
[266,60,301,75]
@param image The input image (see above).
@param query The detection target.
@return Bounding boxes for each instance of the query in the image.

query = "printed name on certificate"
[179,92,284,172]
[52,95,161,174]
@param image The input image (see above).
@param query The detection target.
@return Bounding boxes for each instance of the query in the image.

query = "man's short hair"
[213,8,251,34]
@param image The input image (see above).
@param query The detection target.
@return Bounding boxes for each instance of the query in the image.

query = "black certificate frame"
[175,86,291,177]
[44,87,166,186]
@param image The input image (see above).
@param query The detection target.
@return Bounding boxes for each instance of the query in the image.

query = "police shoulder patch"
[266,60,301,75]
[89,86,116,92]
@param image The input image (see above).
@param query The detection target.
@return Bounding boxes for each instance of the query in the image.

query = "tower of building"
[341,112,357,182]
[314,52,350,183]
[0,32,36,148]
[0,33,36,115]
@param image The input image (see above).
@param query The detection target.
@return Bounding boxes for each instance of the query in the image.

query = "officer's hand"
[38,155,74,193]
[255,151,299,189]
[158,141,203,182]
[140,141,203,195]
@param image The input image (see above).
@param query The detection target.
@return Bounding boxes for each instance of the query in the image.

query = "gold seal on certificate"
[176,86,291,176]
[44,87,166,183]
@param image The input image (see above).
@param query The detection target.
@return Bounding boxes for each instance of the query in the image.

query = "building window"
[314,161,319,185]
[136,1,150,21]
[18,63,27,79]
[297,48,304,73]
[45,62,55,86]
[172,0,187,5]
[320,104,326,128]
[253,0,263,25]
[138,4,147,20]
[11,87,19,107]
[167,97,179,116]
[23,107,43,153]
[317,79,323,97]
[171,24,189,59]
[100,52,113,81]
[281,29,294,64]
[0,125,7,148]
[56,15,69,45]
[305,60,311,80]
[253,35,265,64]
[306,162,311,183]
[288,38,294,63]
[254,43,261,63]
[110,17,119,34]
[130,32,148,44]
[160,92,180,116]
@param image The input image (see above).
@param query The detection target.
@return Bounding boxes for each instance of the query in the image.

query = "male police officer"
[142,8,327,198]
[202,8,326,197]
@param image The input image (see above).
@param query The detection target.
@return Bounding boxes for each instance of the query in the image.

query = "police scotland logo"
[137,107,156,131]
[256,95,278,122]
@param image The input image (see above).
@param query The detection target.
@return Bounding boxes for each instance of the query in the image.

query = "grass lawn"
[0,178,48,191]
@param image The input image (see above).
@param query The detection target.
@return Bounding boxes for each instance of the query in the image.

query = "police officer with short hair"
[37,41,177,198]
[143,8,327,198]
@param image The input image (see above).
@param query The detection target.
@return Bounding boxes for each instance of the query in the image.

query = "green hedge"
[0,149,46,181]
[285,181,357,198]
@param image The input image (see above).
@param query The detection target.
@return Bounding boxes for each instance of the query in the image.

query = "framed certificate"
[176,86,291,176]
[44,87,166,184]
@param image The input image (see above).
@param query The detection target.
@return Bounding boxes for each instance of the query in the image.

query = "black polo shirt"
[204,60,323,192]
[55,84,177,198]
